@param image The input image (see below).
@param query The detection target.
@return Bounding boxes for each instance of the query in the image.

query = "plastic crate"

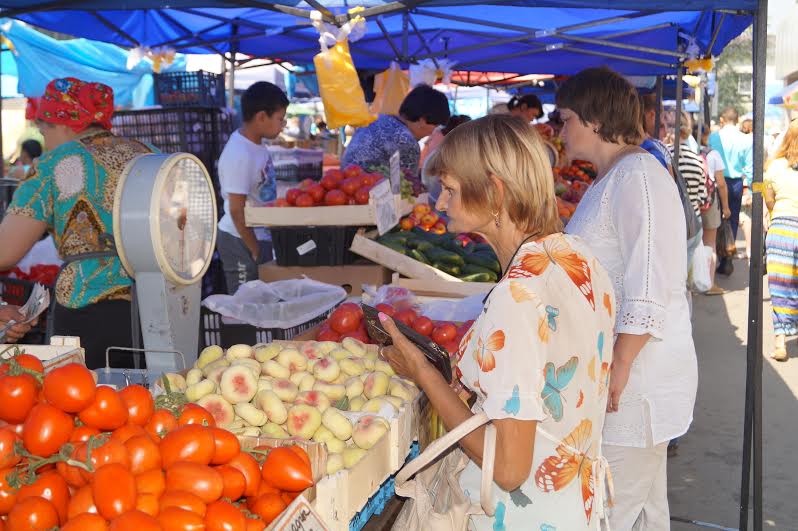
[198,306,334,350]
[271,226,362,267]
[269,146,324,181]
[154,71,225,108]
[202,251,227,298]
[0,276,50,345]
[349,441,420,531]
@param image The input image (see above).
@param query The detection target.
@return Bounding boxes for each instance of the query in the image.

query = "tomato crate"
[198,306,335,350]
[154,70,225,108]
[271,226,362,267]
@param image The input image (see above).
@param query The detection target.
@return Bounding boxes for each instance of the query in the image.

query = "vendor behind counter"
[341,84,450,175]
[0,77,157,369]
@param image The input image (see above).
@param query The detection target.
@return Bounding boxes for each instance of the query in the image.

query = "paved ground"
[668,257,798,530]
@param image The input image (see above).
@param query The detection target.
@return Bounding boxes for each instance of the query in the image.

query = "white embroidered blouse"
[566,153,698,447]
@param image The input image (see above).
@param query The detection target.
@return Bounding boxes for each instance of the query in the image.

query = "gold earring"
[492,211,501,228]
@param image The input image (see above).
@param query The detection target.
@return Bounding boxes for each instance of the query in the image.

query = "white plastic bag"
[202,278,346,329]
[419,294,485,323]
[689,245,713,293]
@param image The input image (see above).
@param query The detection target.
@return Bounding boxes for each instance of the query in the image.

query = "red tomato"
[338,302,363,319]
[0,430,19,468]
[159,490,207,517]
[260,447,313,492]
[294,193,315,207]
[395,309,418,327]
[71,425,101,443]
[284,188,301,206]
[0,374,39,424]
[274,198,289,207]
[178,404,216,428]
[146,409,178,439]
[323,189,347,206]
[361,173,379,187]
[343,165,362,179]
[0,467,18,515]
[250,493,286,525]
[158,506,205,531]
[160,425,215,468]
[329,306,360,334]
[110,424,149,445]
[119,385,155,426]
[92,463,137,520]
[125,435,162,475]
[43,363,96,413]
[136,493,160,517]
[204,500,246,531]
[108,510,162,531]
[412,316,434,337]
[374,303,395,317]
[7,496,59,531]
[281,490,300,504]
[339,177,361,196]
[216,465,246,501]
[298,178,316,190]
[245,517,266,531]
[77,439,131,482]
[18,470,70,524]
[57,443,89,488]
[324,168,343,182]
[315,326,341,342]
[67,485,98,519]
[210,428,240,465]
[456,320,475,337]
[307,184,325,203]
[78,386,129,431]
[165,462,223,504]
[432,323,457,345]
[0,422,24,437]
[135,469,166,498]
[22,403,74,457]
[226,452,261,498]
[341,328,370,344]
[6,354,44,375]
[61,513,108,531]
[320,174,339,191]
[353,186,371,205]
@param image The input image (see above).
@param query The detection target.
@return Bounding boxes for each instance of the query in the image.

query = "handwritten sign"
[370,179,398,236]
[389,150,401,194]
[272,495,329,531]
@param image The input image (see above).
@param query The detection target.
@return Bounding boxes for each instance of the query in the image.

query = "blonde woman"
[765,119,798,361]
[380,115,615,530]
[560,67,697,530]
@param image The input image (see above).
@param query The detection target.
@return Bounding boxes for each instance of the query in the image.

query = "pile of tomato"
[268,165,386,208]
[0,352,314,531]
[315,302,472,356]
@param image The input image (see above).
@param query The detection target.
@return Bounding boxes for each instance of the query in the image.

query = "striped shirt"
[669,143,708,215]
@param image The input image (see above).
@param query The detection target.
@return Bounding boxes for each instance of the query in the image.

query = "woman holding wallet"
[379,114,616,530]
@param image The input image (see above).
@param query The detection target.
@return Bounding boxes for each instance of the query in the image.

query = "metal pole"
[675,65,683,163]
[740,0,768,528]
[655,76,664,139]
[402,12,409,64]
[227,25,238,110]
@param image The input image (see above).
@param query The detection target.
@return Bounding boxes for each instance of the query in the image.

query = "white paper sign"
[296,240,317,256]
[389,150,401,194]
[370,179,398,236]
[272,495,329,531]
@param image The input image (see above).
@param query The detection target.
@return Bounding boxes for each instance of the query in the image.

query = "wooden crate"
[245,196,415,228]
[390,274,494,298]
[258,262,392,297]
[1,336,85,370]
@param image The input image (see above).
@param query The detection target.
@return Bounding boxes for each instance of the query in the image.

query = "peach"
[272,379,299,403]
[231,358,262,378]
[316,341,339,355]
[345,376,364,399]
[322,408,353,440]
[294,390,331,413]
[226,344,253,361]
[374,360,396,376]
[348,396,366,412]
[313,382,347,402]
[298,374,316,392]
[342,337,367,357]
[330,348,352,362]
[342,446,367,469]
[340,358,365,377]
[197,345,224,369]
[313,357,341,383]
[262,360,290,379]
[185,378,217,402]
[196,394,235,427]
[220,366,258,403]
[254,343,283,362]
[364,372,390,399]
[261,423,290,439]
[277,348,307,373]
[202,358,230,377]
[254,390,288,424]
[289,371,312,386]
[185,368,204,387]
[158,373,186,393]
[286,405,323,439]
[234,403,268,427]
[352,415,390,450]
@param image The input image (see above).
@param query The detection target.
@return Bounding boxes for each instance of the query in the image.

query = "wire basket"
[154,71,225,108]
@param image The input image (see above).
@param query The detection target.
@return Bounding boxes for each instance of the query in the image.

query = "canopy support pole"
[655,76,663,139]
[407,14,438,68]
[740,0,768,529]
[674,64,683,163]
[706,13,727,56]
[92,12,140,47]
[459,42,675,69]
[228,24,238,110]
[157,10,227,56]
[402,12,409,64]
[375,17,403,62]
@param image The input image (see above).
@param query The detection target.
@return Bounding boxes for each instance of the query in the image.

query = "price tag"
[371,179,398,236]
[389,150,401,194]
[296,240,317,256]
[272,495,329,531]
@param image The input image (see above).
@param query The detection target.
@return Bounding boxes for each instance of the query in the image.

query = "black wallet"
[361,303,453,383]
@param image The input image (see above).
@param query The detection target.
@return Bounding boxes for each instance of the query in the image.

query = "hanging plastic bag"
[716,219,736,258]
[202,278,346,329]
[371,62,410,116]
[688,245,713,292]
[312,10,375,129]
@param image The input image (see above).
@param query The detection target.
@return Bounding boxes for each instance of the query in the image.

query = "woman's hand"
[607,358,632,413]
[376,312,433,384]
[722,206,732,219]
[0,306,33,343]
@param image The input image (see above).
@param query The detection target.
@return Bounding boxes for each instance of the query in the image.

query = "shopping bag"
[689,245,713,292]
[371,62,409,116]
[314,39,375,129]
[716,219,736,258]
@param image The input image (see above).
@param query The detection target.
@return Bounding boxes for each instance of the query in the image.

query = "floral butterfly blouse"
[456,233,615,531]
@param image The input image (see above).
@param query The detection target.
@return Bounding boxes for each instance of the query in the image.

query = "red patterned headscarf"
[35,77,114,132]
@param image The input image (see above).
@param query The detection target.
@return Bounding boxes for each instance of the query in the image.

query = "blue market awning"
[0,2,753,76]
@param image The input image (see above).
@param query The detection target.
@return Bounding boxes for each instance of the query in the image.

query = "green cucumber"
[461,264,498,281]
[458,272,496,283]
[425,247,466,267]
[432,262,462,276]
[408,249,431,265]
[381,241,407,255]
[464,253,501,274]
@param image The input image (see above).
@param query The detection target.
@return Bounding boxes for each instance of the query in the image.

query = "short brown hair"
[556,67,644,145]
[426,114,562,238]
[721,107,739,124]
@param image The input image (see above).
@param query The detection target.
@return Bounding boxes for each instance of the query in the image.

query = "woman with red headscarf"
[0,78,156,368]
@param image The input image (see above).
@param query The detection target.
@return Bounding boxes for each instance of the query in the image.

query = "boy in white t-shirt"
[216,82,288,294]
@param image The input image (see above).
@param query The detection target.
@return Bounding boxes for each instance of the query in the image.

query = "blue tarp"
[5,3,752,76]
[0,19,185,107]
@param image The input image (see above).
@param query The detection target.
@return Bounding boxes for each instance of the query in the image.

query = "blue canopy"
[1,2,753,76]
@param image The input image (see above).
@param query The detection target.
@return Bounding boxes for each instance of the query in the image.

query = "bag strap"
[396,412,496,514]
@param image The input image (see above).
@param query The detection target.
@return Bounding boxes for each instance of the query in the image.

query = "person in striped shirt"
[669,115,708,216]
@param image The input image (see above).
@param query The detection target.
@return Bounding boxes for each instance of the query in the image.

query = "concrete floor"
[668,258,798,530]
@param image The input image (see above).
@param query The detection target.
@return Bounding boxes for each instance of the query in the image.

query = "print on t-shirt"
[255,155,276,204]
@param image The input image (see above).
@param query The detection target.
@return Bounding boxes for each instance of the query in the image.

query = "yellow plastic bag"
[314,39,376,129]
[371,62,409,116]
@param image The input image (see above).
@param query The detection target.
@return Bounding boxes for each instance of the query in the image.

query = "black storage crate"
[199,306,333,350]
[154,71,225,108]
[0,276,50,345]
[271,226,362,267]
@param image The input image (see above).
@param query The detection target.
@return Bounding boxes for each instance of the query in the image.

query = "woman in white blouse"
[559,67,698,530]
